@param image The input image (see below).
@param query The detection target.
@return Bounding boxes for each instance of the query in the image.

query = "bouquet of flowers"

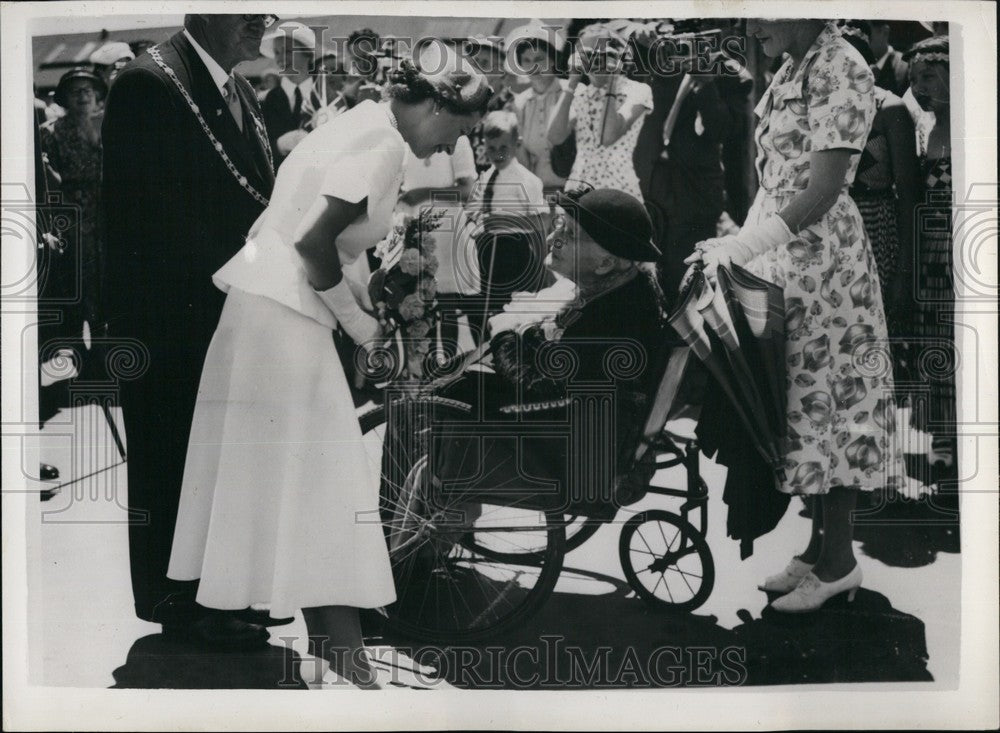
[368,209,444,378]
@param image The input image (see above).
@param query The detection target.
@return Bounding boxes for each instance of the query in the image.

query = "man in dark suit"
[632,43,734,309]
[260,21,318,166]
[869,21,910,97]
[102,14,278,646]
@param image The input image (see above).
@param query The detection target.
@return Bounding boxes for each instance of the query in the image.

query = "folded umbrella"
[723,264,787,439]
[699,270,784,476]
[669,270,782,479]
[669,266,790,557]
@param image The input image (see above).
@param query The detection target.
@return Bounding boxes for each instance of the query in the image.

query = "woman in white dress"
[166,55,492,687]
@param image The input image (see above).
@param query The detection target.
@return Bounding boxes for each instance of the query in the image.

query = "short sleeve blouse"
[753,22,876,193]
[213,101,406,327]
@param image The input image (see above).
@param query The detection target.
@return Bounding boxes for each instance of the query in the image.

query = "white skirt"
[167,288,396,616]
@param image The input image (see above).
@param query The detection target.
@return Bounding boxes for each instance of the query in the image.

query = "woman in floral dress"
[39,68,107,340]
[688,20,903,612]
[547,24,653,200]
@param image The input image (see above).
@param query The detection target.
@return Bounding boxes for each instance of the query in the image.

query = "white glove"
[695,215,793,282]
[276,128,308,155]
[316,278,381,347]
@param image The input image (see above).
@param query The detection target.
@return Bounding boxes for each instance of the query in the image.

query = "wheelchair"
[356,338,714,644]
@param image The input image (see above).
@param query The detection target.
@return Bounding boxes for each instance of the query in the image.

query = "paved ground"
[27,402,960,689]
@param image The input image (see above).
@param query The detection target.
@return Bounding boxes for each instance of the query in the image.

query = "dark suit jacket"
[261,85,301,167]
[102,31,275,361]
[875,49,909,98]
[634,73,731,229]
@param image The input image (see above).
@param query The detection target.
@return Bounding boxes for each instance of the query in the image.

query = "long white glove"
[316,278,381,346]
[695,215,794,281]
[276,129,308,156]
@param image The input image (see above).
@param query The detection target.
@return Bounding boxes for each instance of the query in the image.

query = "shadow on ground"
[107,570,934,690]
[367,566,933,689]
[110,635,307,689]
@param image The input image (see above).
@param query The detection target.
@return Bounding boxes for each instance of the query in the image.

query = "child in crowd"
[467,111,547,232]
[462,111,549,339]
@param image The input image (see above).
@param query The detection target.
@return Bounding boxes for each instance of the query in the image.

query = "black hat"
[54,67,107,107]
[555,188,661,262]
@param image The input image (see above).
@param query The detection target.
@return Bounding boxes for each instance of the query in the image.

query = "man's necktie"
[482,167,500,215]
[223,77,243,132]
[292,86,303,124]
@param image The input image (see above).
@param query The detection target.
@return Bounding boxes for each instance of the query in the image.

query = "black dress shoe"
[163,611,269,650]
[233,607,295,627]
[40,463,60,481]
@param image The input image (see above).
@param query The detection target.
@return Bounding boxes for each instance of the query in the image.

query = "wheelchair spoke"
[651,571,674,604]
[364,400,565,640]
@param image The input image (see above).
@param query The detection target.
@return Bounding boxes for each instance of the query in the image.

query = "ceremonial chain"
[148,45,271,207]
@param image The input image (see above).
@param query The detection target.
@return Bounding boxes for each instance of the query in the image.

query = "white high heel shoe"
[303,652,392,690]
[757,557,814,593]
[770,565,863,613]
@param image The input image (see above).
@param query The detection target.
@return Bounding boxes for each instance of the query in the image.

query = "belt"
[760,186,848,198]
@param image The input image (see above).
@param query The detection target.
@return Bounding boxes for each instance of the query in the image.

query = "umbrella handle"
[678,261,704,302]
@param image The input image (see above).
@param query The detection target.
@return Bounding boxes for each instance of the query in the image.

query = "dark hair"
[311,53,346,75]
[841,27,877,65]
[903,34,949,64]
[385,57,493,116]
[514,36,560,66]
[129,39,154,57]
[843,19,873,40]
[348,28,380,49]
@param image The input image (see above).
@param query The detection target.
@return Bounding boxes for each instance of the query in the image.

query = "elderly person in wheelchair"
[367,188,714,642]
[428,187,667,527]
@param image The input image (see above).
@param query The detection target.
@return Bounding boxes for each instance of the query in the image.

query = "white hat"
[503,19,567,57]
[89,41,135,66]
[260,21,319,60]
[503,19,567,77]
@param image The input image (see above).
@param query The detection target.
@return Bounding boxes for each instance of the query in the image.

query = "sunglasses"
[241,15,279,28]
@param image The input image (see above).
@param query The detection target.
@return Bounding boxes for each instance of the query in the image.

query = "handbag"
[549,130,576,179]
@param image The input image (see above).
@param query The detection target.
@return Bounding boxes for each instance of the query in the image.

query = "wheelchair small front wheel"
[619,510,714,613]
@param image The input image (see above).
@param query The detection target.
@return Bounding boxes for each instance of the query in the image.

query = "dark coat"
[438,273,666,517]
[102,31,274,353]
[100,31,275,622]
[261,84,301,167]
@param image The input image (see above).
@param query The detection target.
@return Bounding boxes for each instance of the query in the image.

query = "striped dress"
[910,155,956,436]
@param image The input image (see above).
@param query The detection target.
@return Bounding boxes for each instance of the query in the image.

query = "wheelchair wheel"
[619,510,714,612]
[359,398,566,643]
[467,514,603,563]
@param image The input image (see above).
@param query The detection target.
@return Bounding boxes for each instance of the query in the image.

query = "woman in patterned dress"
[903,36,956,472]
[547,24,653,201]
[39,68,107,341]
[687,20,903,612]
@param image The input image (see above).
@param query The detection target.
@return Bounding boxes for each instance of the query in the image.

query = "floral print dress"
[743,22,903,495]
[567,76,652,201]
[39,115,104,329]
